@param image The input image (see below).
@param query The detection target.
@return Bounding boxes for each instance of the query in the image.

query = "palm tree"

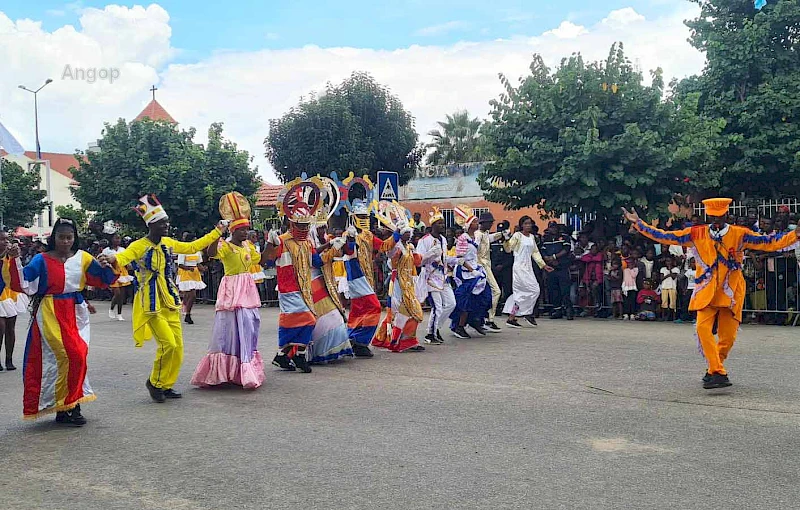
[425,110,487,165]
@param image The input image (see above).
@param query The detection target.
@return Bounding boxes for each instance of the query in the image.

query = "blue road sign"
[377,171,399,202]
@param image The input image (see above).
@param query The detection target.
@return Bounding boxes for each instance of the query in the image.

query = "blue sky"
[6,0,676,61]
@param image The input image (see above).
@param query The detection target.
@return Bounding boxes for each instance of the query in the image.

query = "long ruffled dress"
[191,240,265,389]
[12,252,117,419]
[0,255,29,318]
[373,241,424,352]
[450,233,493,329]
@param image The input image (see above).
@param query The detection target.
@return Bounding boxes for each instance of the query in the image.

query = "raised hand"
[217,220,230,233]
[621,207,640,224]
[267,229,281,246]
[6,243,20,259]
[346,226,358,238]
[331,236,346,250]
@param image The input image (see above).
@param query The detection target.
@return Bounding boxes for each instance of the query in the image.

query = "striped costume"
[0,255,28,318]
[342,231,396,346]
[13,252,117,419]
[308,246,353,363]
[373,240,424,352]
[275,233,322,348]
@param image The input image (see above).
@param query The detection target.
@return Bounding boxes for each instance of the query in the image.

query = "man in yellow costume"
[623,198,798,389]
[102,195,225,402]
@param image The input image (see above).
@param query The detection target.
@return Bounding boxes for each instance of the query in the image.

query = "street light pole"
[18,79,53,226]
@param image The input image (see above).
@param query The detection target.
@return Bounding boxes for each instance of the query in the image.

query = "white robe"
[503,233,546,317]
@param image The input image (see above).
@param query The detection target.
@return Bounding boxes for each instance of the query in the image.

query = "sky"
[0,0,707,183]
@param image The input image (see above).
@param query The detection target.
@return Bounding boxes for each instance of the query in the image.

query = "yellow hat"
[702,198,732,217]
[219,192,252,231]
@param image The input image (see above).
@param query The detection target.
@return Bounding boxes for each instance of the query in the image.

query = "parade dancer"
[415,207,456,344]
[102,231,134,321]
[307,222,354,363]
[622,198,799,389]
[0,232,28,371]
[373,218,426,353]
[102,195,225,402]
[265,179,322,373]
[341,199,397,357]
[191,192,265,389]
[474,212,505,332]
[449,206,494,339]
[175,237,206,325]
[503,216,552,328]
[11,218,117,424]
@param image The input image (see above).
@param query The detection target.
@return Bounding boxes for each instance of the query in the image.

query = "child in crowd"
[678,257,697,323]
[636,280,661,321]
[608,258,623,319]
[622,248,643,320]
[659,256,680,321]
[580,244,604,315]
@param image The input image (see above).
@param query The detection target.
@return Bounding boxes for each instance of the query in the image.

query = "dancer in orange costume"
[623,198,798,389]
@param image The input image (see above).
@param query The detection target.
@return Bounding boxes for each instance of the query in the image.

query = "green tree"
[72,119,259,233]
[681,0,800,198]
[54,204,90,232]
[426,110,490,165]
[480,44,686,218]
[0,159,48,228]
[265,72,420,184]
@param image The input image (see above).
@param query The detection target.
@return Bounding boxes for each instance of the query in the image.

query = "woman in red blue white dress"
[11,218,117,425]
[0,231,28,371]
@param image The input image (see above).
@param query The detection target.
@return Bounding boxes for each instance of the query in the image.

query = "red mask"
[291,224,309,242]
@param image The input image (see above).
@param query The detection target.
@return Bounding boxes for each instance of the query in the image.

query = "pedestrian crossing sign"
[377,171,399,201]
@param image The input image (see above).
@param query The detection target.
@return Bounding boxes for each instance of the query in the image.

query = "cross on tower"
[150,85,158,101]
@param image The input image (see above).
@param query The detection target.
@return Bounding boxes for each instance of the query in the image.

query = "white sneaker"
[623,314,629,320]
[117,314,125,321]
[108,309,116,320]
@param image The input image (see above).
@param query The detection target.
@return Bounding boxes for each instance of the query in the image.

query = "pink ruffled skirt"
[191,274,265,389]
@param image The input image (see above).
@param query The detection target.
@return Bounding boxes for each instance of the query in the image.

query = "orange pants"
[696,307,739,375]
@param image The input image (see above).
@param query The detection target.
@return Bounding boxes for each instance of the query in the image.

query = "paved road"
[0,306,798,509]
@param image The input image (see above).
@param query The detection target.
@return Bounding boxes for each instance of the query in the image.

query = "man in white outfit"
[415,208,456,344]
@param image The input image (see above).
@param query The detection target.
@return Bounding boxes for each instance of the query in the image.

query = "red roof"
[23,151,81,183]
[255,183,282,207]
[134,99,176,124]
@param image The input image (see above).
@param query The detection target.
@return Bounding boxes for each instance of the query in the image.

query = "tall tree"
[0,159,48,228]
[425,110,488,165]
[265,72,421,184]
[682,0,800,198]
[54,204,89,232]
[72,119,259,233]
[480,44,689,218]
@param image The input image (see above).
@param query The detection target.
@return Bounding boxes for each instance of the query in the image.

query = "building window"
[441,209,454,228]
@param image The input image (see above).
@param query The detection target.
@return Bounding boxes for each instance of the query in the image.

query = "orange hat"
[702,198,732,217]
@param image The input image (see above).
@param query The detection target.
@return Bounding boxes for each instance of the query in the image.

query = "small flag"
[755,0,767,10]
[0,121,25,155]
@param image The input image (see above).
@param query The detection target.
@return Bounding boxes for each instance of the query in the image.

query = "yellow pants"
[696,307,738,375]
[485,266,501,320]
[147,309,184,389]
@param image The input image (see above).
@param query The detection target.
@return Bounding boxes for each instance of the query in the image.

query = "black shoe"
[702,372,712,383]
[408,345,426,352]
[163,388,182,399]
[292,352,312,373]
[453,326,471,339]
[485,322,502,333]
[525,316,538,326]
[352,343,374,358]
[703,373,732,389]
[0,362,4,372]
[145,379,166,403]
[272,353,296,371]
[566,314,574,321]
[184,315,194,325]
[468,322,487,336]
[550,312,563,320]
[424,333,442,345]
[506,319,522,329]
[436,330,444,343]
[55,405,86,427]
[4,360,15,371]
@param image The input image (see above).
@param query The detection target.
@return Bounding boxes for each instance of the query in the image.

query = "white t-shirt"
[660,267,680,290]
[641,258,655,279]
[685,268,697,290]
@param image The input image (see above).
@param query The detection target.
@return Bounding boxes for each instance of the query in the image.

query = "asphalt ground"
[0,305,798,509]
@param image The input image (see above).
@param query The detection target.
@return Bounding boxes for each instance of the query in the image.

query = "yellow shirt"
[216,240,261,276]
[115,228,222,346]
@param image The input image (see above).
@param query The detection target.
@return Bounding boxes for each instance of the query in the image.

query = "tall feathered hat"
[454,204,477,229]
[277,177,321,224]
[429,206,444,225]
[219,191,252,231]
[134,194,168,225]
[313,175,341,226]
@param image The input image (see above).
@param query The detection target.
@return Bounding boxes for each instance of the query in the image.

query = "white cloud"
[414,20,471,37]
[544,21,589,39]
[0,4,705,184]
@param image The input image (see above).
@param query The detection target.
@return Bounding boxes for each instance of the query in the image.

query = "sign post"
[376,171,399,202]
